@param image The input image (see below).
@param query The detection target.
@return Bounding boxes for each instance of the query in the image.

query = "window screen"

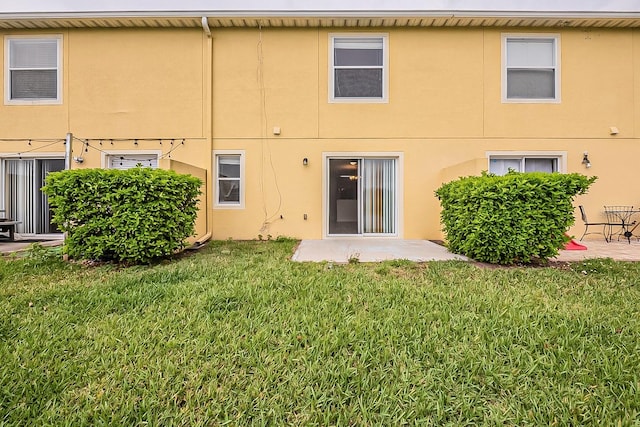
[8,38,60,101]
[333,37,385,99]
[505,37,557,100]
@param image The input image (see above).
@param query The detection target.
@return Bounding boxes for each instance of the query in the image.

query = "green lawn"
[1,240,639,425]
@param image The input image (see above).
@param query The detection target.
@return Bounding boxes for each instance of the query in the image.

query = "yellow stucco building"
[1,2,639,241]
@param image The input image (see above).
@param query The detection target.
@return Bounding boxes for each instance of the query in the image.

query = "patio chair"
[579,205,609,242]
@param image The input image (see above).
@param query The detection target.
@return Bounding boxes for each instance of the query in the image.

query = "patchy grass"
[1,241,640,425]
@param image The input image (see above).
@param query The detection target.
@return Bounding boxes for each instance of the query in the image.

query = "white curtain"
[362,158,395,234]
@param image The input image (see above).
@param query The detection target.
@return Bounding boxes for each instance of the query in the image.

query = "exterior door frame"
[322,151,403,239]
[0,152,65,235]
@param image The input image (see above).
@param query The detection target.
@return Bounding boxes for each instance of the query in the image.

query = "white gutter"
[2,10,640,20]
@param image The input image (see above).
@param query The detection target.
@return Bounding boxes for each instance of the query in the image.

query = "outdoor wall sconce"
[303,158,308,166]
[582,152,591,168]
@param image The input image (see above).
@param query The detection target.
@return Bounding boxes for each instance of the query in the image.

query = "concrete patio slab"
[292,239,468,263]
[553,239,640,262]
[0,235,63,254]
[292,238,640,264]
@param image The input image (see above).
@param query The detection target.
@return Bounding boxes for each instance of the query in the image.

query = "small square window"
[5,36,62,104]
[214,151,245,208]
[330,35,388,103]
[503,35,559,102]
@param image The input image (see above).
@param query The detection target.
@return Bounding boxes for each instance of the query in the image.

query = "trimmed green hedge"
[43,168,202,264]
[435,172,596,265]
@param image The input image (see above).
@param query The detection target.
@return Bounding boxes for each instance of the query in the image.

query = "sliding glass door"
[328,157,397,236]
[5,158,65,234]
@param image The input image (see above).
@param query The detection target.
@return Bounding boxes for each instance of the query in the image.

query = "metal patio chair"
[579,205,609,242]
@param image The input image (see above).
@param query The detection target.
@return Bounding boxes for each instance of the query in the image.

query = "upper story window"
[329,34,388,103]
[503,35,559,103]
[5,35,62,105]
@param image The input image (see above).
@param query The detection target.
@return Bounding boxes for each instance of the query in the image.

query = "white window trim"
[329,33,389,104]
[101,150,161,169]
[4,34,62,105]
[214,150,245,209]
[322,151,403,239]
[501,33,560,104]
[486,151,567,174]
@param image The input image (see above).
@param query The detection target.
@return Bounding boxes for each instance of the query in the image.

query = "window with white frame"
[503,35,559,102]
[214,151,244,208]
[330,35,388,102]
[489,154,562,176]
[5,36,61,104]
[106,154,158,170]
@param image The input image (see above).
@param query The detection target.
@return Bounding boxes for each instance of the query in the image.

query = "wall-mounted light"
[610,126,619,135]
[582,151,591,168]
[303,158,308,166]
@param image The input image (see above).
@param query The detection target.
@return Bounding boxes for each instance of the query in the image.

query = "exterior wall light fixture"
[582,152,591,168]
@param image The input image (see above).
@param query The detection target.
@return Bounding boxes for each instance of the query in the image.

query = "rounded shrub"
[43,167,202,264]
[435,171,596,265]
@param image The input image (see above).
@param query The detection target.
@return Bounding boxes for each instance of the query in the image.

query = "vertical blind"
[6,159,35,233]
[5,158,65,234]
[38,159,65,233]
[362,158,395,234]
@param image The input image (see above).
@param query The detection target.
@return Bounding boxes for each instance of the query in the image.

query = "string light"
[0,137,186,161]
[0,138,66,142]
[0,140,65,158]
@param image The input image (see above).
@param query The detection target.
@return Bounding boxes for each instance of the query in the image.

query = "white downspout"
[195,16,213,246]
[64,132,72,170]
[201,16,211,38]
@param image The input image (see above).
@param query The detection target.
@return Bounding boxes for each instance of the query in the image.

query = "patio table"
[604,206,639,244]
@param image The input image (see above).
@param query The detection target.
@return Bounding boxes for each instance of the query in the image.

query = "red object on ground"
[564,239,587,250]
